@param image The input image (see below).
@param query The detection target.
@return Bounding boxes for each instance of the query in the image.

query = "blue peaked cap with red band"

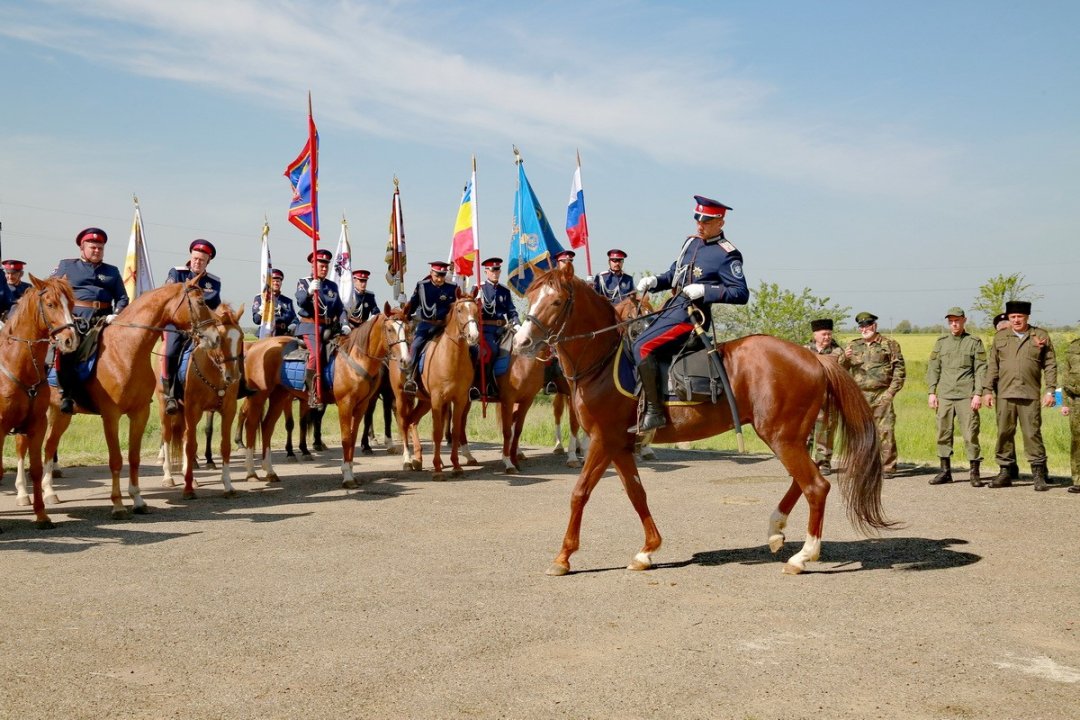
[693,195,732,220]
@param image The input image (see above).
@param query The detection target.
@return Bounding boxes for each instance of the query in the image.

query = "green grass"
[3,332,1075,476]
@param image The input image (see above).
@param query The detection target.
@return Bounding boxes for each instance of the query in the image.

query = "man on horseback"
[162,239,222,415]
[51,227,130,414]
[632,196,749,432]
[4,259,31,303]
[591,249,636,303]
[252,268,297,338]
[345,269,381,327]
[402,260,457,394]
[295,248,346,410]
[472,257,519,401]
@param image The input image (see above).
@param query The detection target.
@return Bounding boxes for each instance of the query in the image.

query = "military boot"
[634,356,667,433]
[989,463,1017,488]
[969,460,983,488]
[1032,463,1051,492]
[929,457,952,485]
[59,392,75,415]
[305,369,324,411]
[402,361,418,394]
[163,374,180,415]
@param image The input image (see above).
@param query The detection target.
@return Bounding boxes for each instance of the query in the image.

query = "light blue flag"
[507,159,566,297]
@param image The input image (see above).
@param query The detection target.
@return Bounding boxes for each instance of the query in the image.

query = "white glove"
[586,275,594,283]
[105,314,118,324]
[681,284,705,301]
[397,293,408,305]
[309,279,321,291]
[340,325,351,335]
[635,276,657,294]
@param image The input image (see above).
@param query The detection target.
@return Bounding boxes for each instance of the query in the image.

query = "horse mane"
[532,266,618,329]
[215,302,240,325]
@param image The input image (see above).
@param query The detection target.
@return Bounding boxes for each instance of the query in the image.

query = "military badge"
[720,240,736,252]
[693,267,703,279]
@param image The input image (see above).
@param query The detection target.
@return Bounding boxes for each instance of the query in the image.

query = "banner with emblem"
[507,148,565,297]
[122,195,155,300]
[330,215,354,310]
[284,100,319,242]
[258,221,274,337]
[384,177,407,300]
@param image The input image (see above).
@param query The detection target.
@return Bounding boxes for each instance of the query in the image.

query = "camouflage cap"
[945,306,965,318]
[855,312,878,327]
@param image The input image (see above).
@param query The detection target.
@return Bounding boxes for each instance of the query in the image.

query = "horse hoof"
[386,446,399,455]
[132,504,150,515]
[627,553,652,571]
[266,473,280,483]
[205,461,217,470]
[451,467,464,477]
[16,496,31,507]
[53,468,64,478]
[111,508,130,520]
[432,472,445,482]
[411,460,423,471]
[341,479,358,489]
[360,447,373,456]
[302,454,314,463]
[768,534,786,554]
[313,442,327,452]
[45,494,60,505]
[182,490,196,500]
[546,563,570,576]
[35,518,56,530]
[566,459,581,469]
[782,561,805,575]
[286,455,299,464]
[161,477,176,488]
[222,490,238,498]
[504,466,519,475]
[245,473,259,481]
[640,449,657,461]
[552,446,566,456]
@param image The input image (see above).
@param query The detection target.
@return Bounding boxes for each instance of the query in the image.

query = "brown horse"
[16,281,219,519]
[513,264,895,575]
[490,352,545,472]
[158,303,245,498]
[241,306,406,487]
[388,292,480,479]
[1,276,79,528]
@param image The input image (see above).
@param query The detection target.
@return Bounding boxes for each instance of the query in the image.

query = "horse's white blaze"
[786,535,821,573]
[514,285,556,350]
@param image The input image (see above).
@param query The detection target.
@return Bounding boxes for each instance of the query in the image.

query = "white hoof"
[768,533,786,554]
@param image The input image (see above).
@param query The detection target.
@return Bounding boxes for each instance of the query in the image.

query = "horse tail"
[817,356,900,534]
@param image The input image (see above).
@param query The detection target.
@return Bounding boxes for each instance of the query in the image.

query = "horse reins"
[0,286,78,399]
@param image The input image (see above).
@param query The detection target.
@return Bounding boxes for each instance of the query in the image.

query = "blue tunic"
[7,281,31,304]
[346,290,381,326]
[632,232,749,363]
[479,280,518,362]
[295,277,345,369]
[166,265,222,310]
[591,271,635,304]
[405,277,459,362]
[252,292,297,338]
[51,258,129,321]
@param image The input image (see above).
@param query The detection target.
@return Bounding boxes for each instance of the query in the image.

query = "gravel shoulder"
[1,443,1078,720]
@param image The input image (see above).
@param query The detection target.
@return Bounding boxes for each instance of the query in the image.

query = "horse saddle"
[279,339,337,396]
[614,339,727,404]
[47,322,105,388]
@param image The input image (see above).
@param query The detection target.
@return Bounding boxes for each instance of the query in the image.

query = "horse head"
[180,281,221,350]
[207,303,245,386]
[513,263,577,357]
[383,303,411,365]
[27,274,79,354]
[449,295,480,347]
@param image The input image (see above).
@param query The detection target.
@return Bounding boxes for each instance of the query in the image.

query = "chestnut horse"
[1,276,79,529]
[241,307,406,487]
[159,303,245,499]
[513,265,895,575]
[388,292,480,479]
[16,281,219,519]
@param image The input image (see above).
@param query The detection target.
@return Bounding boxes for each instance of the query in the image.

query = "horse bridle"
[0,286,77,399]
[447,297,481,345]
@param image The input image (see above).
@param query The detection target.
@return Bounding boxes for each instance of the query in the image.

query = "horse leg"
[219,400,237,497]
[126,405,151,514]
[233,400,246,449]
[339,395,360,489]
[260,394,288,482]
[97,412,128,518]
[284,402,297,462]
[360,397,376,455]
[25,425,53,529]
[768,480,804,554]
[430,404,446,481]
[298,405,313,461]
[312,408,326,452]
[610,449,663,571]
[382,387,395,451]
[203,411,217,470]
[500,401,517,473]
[41,407,70,505]
[450,399,468,477]
[548,442,614,576]
[512,399,535,468]
[772,442,830,574]
[182,405,200,500]
[243,397,262,480]
[552,393,566,454]
[14,434,30,505]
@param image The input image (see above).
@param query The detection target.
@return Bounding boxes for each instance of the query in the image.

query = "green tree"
[971,273,1040,324]
[716,280,851,343]
[893,319,913,334]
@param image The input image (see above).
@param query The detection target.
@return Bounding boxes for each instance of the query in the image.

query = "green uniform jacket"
[926,332,987,400]
[1061,338,1080,403]
[804,339,843,358]
[982,326,1057,399]
[840,335,906,395]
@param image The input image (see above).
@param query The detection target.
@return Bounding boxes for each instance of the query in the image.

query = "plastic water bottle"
[1055,388,1063,406]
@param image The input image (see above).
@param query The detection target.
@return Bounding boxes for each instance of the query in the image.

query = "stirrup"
[469,387,481,402]
[544,381,557,395]
[59,396,75,415]
[403,379,417,394]
[164,397,180,415]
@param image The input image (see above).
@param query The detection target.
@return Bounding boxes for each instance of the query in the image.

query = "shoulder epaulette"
[204,272,221,282]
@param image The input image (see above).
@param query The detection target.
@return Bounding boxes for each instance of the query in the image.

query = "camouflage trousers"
[935,397,981,462]
[994,397,1046,466]
[863,388,897,474]
[1070,407,1079,485]
[806,403,838,466]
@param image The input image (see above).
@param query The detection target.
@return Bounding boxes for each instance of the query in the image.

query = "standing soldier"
[161,240,221,414]
[51,227,130,414]
[1060,334,1080,494]
[402,261,458,394]
[295,248,346,409]
[345,269,381,327]
[473,257,519,400]
[805,318,842,475]
[591,249,635,303]
[981,300,1057,490]
[3,259,31,302]
[840,312,906,478]
[926,307,987,486]
[252,268,297,338]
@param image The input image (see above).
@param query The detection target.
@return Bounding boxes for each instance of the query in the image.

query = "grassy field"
[3,332,1075,478]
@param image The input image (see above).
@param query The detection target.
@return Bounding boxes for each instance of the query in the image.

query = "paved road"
[1,443,1078,719]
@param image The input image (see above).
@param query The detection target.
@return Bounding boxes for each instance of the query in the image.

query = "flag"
[450,171,478,281]
[122,196,155,300]
[565,156,589,250]
[507,150,566,297]
[258,222,274,337]
[284,112,319,241]
[330,216,354,310]
[384,178,407,299]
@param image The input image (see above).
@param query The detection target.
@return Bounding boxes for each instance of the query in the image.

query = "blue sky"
[1,0,1077,329]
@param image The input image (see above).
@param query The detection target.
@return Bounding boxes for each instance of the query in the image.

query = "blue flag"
[507,159,565,296]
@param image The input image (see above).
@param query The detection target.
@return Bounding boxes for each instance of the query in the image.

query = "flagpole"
[577,149,593,277]
[472,154,489,409]
[307,92,324,405]
[392,176,403,302]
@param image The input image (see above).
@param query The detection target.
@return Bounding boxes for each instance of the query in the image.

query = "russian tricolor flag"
[565,163,588,249]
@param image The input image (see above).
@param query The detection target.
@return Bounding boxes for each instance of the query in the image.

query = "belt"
[74,300,110,311]
[482,319,506,327]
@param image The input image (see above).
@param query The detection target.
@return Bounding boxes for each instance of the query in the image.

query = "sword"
[686,305,745,453]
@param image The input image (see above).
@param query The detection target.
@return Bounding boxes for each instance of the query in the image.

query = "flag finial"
[513,145,522,165]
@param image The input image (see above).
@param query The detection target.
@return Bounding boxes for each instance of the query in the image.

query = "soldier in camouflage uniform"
[1059,335,1080,494]
[926,307,987,486]
[804,318,842,475]
[982,300,1057,490]
[840,312,906,477]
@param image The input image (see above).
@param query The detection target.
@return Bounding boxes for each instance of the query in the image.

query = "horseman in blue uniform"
[632,195,750,431]
[162,239,222,414]
[345,269,381,327]
[472,257,519,400]
[591,249,635,303]
[50,227,130,413]
[252,268,297,338]
[4,259,32,304]
[402,260,458,394]
[295,248,346,409]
